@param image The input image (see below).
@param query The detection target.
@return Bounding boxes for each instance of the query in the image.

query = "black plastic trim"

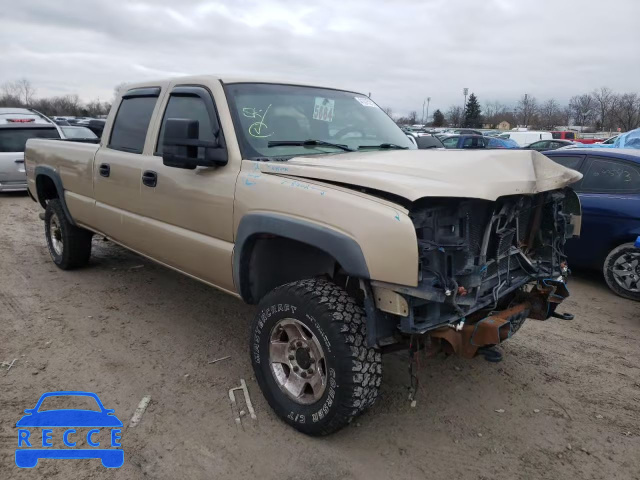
[122,87,161,99]
[234,213,370,302]
[34,166,76,226]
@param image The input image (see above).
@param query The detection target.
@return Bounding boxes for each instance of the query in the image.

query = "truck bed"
[25,138,99,203]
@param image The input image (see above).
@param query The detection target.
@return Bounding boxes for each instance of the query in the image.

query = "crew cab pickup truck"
[25,75,582,435]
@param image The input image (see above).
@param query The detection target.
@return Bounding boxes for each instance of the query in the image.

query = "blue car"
[440,134,488,149]
[15,391,123,468]
[544,148,640,301]
[487,137,520,149]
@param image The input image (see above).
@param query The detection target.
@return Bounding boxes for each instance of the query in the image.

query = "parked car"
[25,75,580,435]
[60,126,99,142]
[86,119,106,138]
[599,135,619,145]
[415,135,444,149]
[499,130,552,147]
[440,134,487,149]
[1,109,61,192]
[486,137,520,149]
[525,139,574,151]
[452,128,483,135]
[544,148,640,301]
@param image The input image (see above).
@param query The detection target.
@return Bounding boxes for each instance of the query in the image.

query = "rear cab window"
[0,127,60,152]
[108,87,160,154]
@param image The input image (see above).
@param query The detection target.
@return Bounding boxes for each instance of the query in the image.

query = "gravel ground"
[1,193,639,480]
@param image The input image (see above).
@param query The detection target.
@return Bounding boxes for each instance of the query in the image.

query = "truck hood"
[260,149,582,202]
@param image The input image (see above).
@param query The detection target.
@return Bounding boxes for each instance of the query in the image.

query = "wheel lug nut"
[301,371,307,378]
[308,368,314,375]
[288,354,294,360]
[296,341,302,348]
[293,366,299,373]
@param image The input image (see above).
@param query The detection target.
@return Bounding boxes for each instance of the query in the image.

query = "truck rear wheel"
[44,199,93,269]
[250,279,381,435]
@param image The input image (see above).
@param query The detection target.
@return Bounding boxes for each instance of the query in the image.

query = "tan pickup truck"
[25,75,582,435]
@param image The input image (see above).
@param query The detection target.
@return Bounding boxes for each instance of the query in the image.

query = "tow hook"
[551,311,575,320]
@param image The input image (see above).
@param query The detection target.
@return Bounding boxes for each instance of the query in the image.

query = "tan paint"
[267,149,583,201]
[234,161,419,286]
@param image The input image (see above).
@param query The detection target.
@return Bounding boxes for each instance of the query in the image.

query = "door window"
[548,155,584,171]
[156,92,217,157]
[109,95,158,154]
[581,157,640,193]
[442,137,459,148]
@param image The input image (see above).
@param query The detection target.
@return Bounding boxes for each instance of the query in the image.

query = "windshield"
[0,127,60,152]
[224,83,414,159]
[62,126,97,139]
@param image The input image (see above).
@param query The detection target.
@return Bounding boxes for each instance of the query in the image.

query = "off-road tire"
[44,199,93,269]
[250,279,382,435]
[603,243,640,301]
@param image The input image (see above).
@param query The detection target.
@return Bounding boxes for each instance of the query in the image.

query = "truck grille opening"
[404,189,574,332]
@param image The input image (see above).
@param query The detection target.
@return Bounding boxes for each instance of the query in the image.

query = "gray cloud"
[1,0,638,115]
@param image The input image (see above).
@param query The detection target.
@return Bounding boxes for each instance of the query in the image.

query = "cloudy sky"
[1,0,639,116]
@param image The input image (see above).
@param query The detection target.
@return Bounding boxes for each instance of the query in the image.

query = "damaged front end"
[369,187,581,357]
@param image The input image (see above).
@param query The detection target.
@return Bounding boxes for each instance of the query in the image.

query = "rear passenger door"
[93,86,166,244]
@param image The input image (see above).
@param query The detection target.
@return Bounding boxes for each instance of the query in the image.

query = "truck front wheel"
[250,279,381,435]
[44,199,93,269]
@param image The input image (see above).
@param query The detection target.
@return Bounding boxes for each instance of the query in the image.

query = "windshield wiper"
[267,139,355,152]
[358,143,409,150]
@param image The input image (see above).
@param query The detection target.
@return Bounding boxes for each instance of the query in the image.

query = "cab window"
[156,90,217,156]
[109,90,159,154]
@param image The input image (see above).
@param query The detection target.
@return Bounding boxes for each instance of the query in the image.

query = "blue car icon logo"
[16,391,124,468]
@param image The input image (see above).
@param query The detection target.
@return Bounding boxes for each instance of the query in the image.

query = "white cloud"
[0,0,638,115]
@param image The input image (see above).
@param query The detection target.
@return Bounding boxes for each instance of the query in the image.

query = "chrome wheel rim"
[269,318,327,405]
[610,251,640,293]
[50,213,63,256]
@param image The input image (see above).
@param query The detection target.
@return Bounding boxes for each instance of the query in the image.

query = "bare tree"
[16,78,36,106]
[569,94,595,128]
[592,87,615,131]
[612,93,640,131]
[516,94,538,127]
[483,101,507,128]
[382,107,393,117]
[538,99,561,129]
[446,106,463,127]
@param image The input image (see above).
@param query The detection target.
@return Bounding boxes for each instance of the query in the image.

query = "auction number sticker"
[313,97,335,122]
[354,96,376,107]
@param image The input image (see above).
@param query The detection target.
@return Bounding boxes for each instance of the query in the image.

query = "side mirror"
[162,118,227,169]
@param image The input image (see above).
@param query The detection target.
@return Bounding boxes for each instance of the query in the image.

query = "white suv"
[0,108,61,192]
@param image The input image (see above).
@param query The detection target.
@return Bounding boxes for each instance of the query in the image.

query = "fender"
[234,213,370,301]
[34,166,76,226]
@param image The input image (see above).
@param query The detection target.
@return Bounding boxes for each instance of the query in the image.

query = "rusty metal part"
[528,279,570,320]
[429,302,531,358]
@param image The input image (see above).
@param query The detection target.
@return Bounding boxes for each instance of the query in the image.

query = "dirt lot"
[1,193,639,480]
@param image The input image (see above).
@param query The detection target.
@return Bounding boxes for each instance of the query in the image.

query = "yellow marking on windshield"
[243,104,273,138]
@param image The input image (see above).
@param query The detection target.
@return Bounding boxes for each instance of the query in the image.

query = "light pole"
[421,99,426,126]
[463,88,468,127]
[425,97,431,126]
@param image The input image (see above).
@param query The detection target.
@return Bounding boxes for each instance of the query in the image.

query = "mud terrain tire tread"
[251,278,382,436]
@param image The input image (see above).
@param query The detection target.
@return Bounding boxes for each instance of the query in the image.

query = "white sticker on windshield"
[313,97,335,122]
[355,96,376,107]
